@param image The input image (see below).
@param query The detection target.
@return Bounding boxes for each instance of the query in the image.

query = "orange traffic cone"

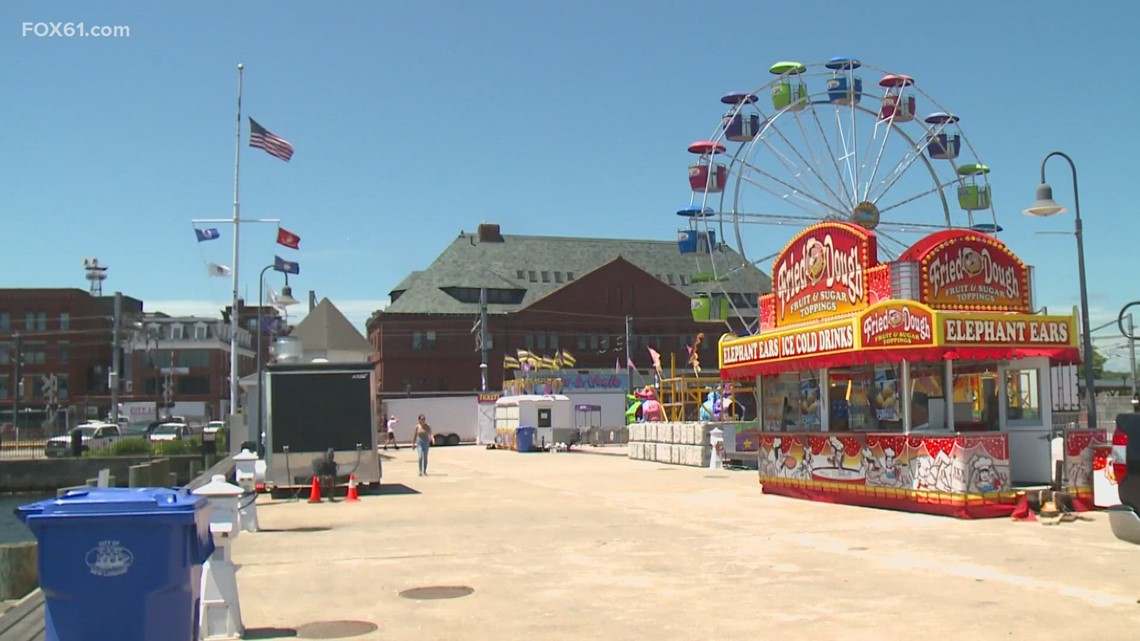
[308,476,322,503]
[345,474,360,502]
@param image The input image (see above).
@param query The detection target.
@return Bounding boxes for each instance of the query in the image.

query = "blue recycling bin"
[516,426,536,453]
[17,487,215,641]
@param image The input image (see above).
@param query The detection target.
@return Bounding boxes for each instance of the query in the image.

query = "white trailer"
[494,395,575,449]
[382,395,478,446]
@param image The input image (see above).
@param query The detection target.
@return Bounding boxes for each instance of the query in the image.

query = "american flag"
[249,118,294,162]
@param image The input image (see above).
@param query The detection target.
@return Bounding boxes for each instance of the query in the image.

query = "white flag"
[206,262,232,277]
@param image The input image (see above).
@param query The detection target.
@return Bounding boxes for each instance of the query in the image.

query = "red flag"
[276,227,300,250]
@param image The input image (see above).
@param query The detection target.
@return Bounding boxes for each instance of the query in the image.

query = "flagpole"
[229,63,244,430]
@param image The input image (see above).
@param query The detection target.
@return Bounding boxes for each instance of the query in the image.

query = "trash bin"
[516,426,536,453]
[17,487,215,641]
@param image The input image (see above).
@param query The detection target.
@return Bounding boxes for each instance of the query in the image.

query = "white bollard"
[709,427,724,470]
[193,475,245,640]
[232,449,260,532]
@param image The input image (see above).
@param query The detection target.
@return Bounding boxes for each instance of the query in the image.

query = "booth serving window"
[1004,368,1041,424]
[762,372,822,432]
[909,363,947,430]
[949,363,1000,430]
[538,408,552,428]
[828,364,903,432]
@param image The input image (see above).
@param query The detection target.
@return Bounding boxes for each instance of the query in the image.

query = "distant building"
[288,298,372,363]
[121,313,256,424]
[0,288,141,429]
[367,222,771,394]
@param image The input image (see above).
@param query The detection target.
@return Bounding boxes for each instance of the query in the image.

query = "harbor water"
[0,494,51,544]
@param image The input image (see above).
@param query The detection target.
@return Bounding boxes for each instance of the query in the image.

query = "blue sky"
[2,1,1138,373]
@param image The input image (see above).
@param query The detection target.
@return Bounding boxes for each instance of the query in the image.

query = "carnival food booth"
[718,221,1082,518]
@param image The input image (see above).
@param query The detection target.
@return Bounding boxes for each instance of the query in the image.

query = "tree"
[1078,344,1107,380]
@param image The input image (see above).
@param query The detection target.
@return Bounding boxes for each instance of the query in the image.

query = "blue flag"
[274,255,300,275]
[195,228,220,242]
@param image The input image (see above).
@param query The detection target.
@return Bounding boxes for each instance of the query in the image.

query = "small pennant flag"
[559,349,577,368]
[503,355,520,370]
[540,355,557,370]
[647,347,662,374]
[206,262,232,277]
[195,228,220,243]
[276,227,300,250]
[249,118,294,162]
[273,255,300,274]
[627,356,636,370]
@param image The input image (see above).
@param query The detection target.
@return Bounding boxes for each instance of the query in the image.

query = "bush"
[153,439,198,456]
[106,438,152,456]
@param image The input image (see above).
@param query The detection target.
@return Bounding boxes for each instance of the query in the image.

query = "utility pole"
[1129,313,1137,398]
[478,287,489,391]
[110,291,122,426]
[625,315,633,394]
[12,332,20,434]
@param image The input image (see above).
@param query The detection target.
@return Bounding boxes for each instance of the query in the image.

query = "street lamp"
[130,321,163,421]
[1023,150,1097,429]
[256,265,298,455]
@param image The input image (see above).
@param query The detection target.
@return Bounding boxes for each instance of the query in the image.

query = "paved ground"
[234,444,1140,641]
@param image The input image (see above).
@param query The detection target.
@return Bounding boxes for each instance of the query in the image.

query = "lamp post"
[256,265,298,455]
[1023,150,1097,430]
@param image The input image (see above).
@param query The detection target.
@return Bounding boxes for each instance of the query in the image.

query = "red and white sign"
[859,302,935,349]
[942,315,1073,346]
[902,230,1031,312]
[721,321,855,367]
[769,222,879,326]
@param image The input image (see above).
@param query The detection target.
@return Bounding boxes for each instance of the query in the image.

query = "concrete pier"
[232,445,1140,640]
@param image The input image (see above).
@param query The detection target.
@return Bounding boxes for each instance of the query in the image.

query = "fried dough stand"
[719,222,1081,518]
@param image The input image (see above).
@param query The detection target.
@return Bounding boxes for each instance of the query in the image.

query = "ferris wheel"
[679,56,998,333]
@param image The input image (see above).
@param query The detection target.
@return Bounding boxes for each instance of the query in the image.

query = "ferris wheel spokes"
[801,106,857,209]
[748,112,851,214]
[737,159,847,219]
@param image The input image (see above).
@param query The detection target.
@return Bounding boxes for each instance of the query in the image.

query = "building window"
[567,272,576,280]
[577,334,586,351]
[0,343,7,365]
[524,333,535,351]
[667,274,676,286]
[554,272,563,284]
[25,342,46,365]
[541,271,550,283]
[58,342,69,364]
[0,313,8,331]
[548,332,559,350]
[25,313,34,331]
[516,270,525,280]
[57,375,69,400]
[177,376,211,395]
[177,349,212,368]
[60,313,70,331]
[170,324,184,340]
[590,333,598,350]
[537,332,547,350]
[412,331,423,351]
[426,330,437,350]
[0,375,7,399]
[194,324,208,339]
[528,270,537,282]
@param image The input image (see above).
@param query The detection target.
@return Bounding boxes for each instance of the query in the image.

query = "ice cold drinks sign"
[721,323,855,367]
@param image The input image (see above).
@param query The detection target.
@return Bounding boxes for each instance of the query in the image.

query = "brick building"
[0,288,141,429]
[367,223,771,394]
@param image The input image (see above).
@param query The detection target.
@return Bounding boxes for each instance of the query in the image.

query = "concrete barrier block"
[671,445,682,465]
[697,424,711,446]
[128,463,150,488]
[699,445,712,467]
[0,542,38,601]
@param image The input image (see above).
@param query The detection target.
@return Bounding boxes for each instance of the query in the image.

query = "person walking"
[414,414,433,476]
[384,415,399,450]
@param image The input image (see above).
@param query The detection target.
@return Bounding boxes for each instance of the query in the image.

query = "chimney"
[309,290,317,312]
[477,222,503,243]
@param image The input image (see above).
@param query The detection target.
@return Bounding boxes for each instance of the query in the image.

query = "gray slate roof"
[382,231,771,315]
[290,298,373,353]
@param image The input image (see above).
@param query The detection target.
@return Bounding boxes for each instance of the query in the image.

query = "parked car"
[44,422,122,457]
[1108,412,1140,544]
[203,420,226,436]
[148,422,192,443]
